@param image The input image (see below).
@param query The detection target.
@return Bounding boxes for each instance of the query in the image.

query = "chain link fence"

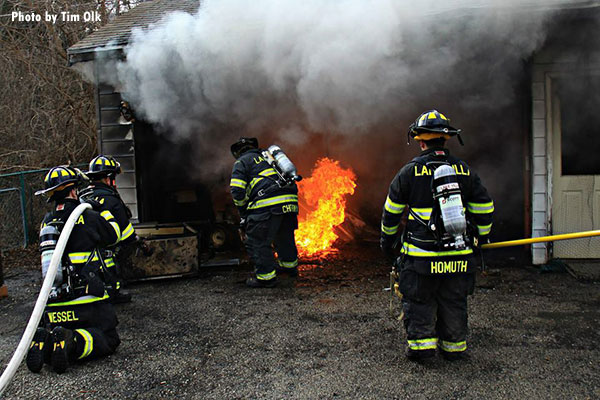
[0,165,87,251]
[0,188,26,249]
[0,169,49,251]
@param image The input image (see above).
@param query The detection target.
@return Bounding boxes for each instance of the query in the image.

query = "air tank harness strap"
[408,209,428,227]
[250,174,294,208]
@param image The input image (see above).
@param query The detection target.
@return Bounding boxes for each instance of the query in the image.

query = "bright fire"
[296,157,357,257]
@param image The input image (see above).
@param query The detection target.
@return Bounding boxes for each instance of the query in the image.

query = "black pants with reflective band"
[43,300,120,360]
[245,212,298,280]
[103,242,136,294]
[399,265,474,354]
[103,257,122,294]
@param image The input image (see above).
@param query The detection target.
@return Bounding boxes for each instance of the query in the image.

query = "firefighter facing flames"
[381,110,494,361]
[230,137,300,288]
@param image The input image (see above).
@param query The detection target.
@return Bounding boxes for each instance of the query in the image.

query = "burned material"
[122,235,199,281]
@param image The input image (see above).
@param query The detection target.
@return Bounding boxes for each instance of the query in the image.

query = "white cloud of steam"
[114,0,558,140]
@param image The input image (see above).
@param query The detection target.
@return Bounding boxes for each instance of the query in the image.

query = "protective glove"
[238,218,247,242]
[380,236,396,261]
[473,235,490,249]
[134,236,153,257]
[81,197,103,211]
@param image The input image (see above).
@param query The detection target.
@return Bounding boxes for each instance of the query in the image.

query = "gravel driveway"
[1,244,599,399]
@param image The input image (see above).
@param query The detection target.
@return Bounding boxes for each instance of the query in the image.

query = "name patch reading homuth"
[430,260,468,274]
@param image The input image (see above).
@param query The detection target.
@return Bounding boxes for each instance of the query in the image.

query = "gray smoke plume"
[116,0,552,138]
[102,0,596,237]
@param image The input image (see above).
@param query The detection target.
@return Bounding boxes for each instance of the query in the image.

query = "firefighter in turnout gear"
[26,166,121,374]
[80,155,137,304]
[230,137,300,288]
[380,110,494,361]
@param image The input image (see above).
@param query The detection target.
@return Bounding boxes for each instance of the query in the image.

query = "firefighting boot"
[26,327,50,373]
[440,350,468,361]
[275,266,298,277]
[50,327,77,374]
[405,348,436,361]
[245,275,277,288]
[110,290,132,304]
[276,260,299,277]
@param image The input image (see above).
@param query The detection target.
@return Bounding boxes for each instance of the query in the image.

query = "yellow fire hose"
[481,229,600,249]
[389,229,600,319]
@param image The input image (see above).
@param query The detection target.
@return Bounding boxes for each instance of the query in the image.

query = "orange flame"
[296,158,357,257]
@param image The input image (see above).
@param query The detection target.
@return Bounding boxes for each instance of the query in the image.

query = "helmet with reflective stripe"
[231,137,259,158]
[35,166,82,201]
[408,110,463,144]
[87,155,122,179]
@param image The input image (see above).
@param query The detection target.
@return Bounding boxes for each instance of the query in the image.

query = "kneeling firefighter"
[380,110,494,361]
[230,137,301,288]
[80,155,139,304]
[26,166,121,374]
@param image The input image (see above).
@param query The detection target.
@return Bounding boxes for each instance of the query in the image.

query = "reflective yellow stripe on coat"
[384,196,406,214]
[381,223,399,235]
[68,251,99,264]
[401,243,473,257]
[100,210,121,240]
[120,223,135,241]
[247,195,298,210]
[467,201,494,214]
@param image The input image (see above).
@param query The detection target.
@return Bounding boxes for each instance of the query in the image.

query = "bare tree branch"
[0,0,126,171]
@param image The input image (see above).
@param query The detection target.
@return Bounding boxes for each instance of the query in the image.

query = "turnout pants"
[399,266,475,355]
[43,300,120,360]
[103,256,122,296]
[245,212,298,280]
[103,242,135,295]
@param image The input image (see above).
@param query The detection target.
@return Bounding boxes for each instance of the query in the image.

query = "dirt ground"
[1,244,599,399]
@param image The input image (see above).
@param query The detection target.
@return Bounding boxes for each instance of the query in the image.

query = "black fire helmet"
[231,137,259,158]
[408,110,463,145]
[86,155,122,180]
[35,165,83,202]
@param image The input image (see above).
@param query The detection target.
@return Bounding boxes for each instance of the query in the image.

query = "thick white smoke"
[115,0,557,140]
[104,0,591,236]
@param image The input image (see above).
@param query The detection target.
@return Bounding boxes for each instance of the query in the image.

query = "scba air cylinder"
[39,225,62,286]
[433,165,467,238]
[268,145,301,181]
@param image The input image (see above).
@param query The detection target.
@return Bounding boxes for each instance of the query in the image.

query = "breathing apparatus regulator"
[430,164,468,250]
[262,145,302,187]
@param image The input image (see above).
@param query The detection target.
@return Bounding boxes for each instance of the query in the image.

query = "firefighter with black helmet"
[381,110,494,361]
[230,137,300,287]
[26,166,121,374]
[80,155,137,304]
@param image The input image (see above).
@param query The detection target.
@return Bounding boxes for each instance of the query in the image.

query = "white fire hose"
[0,203,91,396]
